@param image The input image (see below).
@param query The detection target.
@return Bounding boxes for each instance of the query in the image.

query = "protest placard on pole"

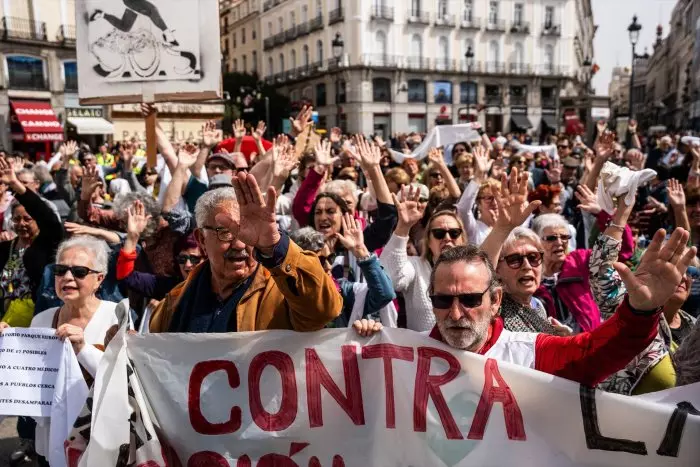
[75,0,222,166]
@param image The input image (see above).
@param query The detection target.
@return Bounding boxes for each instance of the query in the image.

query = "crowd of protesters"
[0,103,699,465]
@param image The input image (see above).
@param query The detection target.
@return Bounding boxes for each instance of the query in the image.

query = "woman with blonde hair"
[380,186,467,331]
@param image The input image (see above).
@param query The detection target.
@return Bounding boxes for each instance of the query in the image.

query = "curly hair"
[528,184,562,212]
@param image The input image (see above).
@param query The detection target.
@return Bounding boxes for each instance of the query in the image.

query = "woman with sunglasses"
[0,157,64,328]
[380,185,466,331]
[1,235,117,466]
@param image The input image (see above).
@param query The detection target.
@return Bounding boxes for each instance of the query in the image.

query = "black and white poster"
[76,0,221,104]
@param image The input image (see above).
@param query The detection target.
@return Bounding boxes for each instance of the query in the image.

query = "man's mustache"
[223,249,249,261]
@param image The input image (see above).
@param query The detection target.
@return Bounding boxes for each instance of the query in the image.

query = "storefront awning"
[10,100,64,142]
[67,117,115,135]
[541,115,558,129]
[510,114,533,129]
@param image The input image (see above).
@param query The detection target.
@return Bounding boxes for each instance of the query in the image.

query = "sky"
[591,0,677,96]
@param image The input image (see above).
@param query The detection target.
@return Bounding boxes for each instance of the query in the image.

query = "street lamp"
[627,15,642,119]
[332,33,344,129]
[465,46,474,118]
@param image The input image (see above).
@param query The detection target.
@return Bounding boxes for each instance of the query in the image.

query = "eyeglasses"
[54,265,100,279]
[176,254,203,265]
[543,234,571,243]
[557,145,569,150]
[500,252,544,269]
[430,288,490,309]
[201,226,234,242]
[431,228,463,240]
[318,252,337,266]
[429,172,442,178]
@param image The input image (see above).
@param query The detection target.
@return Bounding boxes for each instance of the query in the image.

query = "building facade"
[250,0,588,136]
[609,66,630,119]
[221,0,262,75]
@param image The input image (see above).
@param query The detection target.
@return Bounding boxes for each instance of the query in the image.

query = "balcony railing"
[285,26,297,40]
[509,63,531,75]
[264,75,275,85]
[370,6,394,21]
[1,16,47,41]
[56,24,75,43]
[509,21,530,34]
[364,54,399,68]
[263,37,275,50]
[434,58,456,71]
[329,7,344,25]
[405,56,430,70]
[460,16,481,30]
[434,14,456,28]
[273,32,285,45]
[297,21,310,36]
[484,62,506,73]
[407,10,430,25]
[510,96,527,106]
[485,19,506,32]
[485,95,502,106]
[542,24,561,36]
[263,0,273,11]
[536,64,566,75]
[309,15,323,32]
[461,60,482,73]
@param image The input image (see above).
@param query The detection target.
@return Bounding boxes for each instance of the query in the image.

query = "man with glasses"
[147,172,342,333]
[419,226,696,386]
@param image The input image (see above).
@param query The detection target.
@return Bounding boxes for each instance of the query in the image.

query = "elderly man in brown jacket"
[148,172,341,333]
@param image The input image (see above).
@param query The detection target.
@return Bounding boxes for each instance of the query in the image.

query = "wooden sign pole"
[145,111,157,168]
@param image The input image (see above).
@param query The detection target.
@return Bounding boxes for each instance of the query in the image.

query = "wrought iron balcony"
[370,6,394,21]
[56,24,76,43]
[273,32,285,45]
[309,15,323,32]
[263,0,273,11]
[542,24,561,36]
[460,59,482,73]
[434,58,456,71]
[485,19,506,32]
[407,10,430,25]
[434,14,456,28]
[510,95,528,106]
[509,21,530,34]
[329,7,344,25]
[509,63,531,75]
[297,21,310,37]
[1,16,47,42]
[460,16,481,30]
[364,54,399,68]
[285,26,297,41]
[484,62,506,73]
[263,37,275,50]
[405,56,430,70]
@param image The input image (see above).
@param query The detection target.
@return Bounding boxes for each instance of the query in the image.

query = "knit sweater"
[379,233,435,332]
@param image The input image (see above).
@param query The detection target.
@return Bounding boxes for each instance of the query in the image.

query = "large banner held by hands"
[70,318,700,467]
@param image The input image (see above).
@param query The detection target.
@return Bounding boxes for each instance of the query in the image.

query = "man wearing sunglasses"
[421,226,696,387]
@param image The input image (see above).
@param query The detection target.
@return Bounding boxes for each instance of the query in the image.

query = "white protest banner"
[69,323,700,467]
[0,328,64,417]
[389,124,481,163]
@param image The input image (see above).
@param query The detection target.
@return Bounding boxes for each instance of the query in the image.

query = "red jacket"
[429,298,659,387]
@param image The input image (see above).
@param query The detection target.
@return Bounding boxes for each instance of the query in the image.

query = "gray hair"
[289,227,325,252]
[32,164,52,185]
[322,179,358,206]
[56,235,110,273]
[109,178,131,196]
[194,187,238,227]
[429,244,500,299]
[17,168,37,184]
[501,227,543,258]
[531,213,570,238]
[112,191,160,238]
[672,319,700,387]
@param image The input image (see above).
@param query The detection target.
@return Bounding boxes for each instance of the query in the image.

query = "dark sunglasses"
[429,172,442,178]
[54,264,100,279]
[234,167,249,173]
[557,145,569,150]
[431,228,463,240]
[430,288,489,309]
[543,234,571,243]
[500,252,544,269]
[176,254,203,265]
[318,252,337,265]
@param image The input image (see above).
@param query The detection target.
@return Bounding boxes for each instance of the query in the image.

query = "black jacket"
[0,189,65,301]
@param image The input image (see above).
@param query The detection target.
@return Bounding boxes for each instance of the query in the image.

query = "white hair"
[531,213,570,238]
[194,187,238,227]
[322,179,358,205]
[109,178,131,196]
[56,235,110,273]
[501,227,543,257]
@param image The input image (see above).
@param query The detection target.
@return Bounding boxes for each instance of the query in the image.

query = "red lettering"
[305,345,364,427]
[413,347,463,440]
[248,351,298,431]
[467,358,526,441]
[236,455,251,467]
[188,360,241,435]
[361,344,414,428]
[187,451,229,467]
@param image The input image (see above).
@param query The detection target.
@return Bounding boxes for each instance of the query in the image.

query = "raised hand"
[177,142,199,170]
[596,119,607,134]
[427,148,445,167]
[329,127,342,144]
[126,199,152,239]
[392,185,426,230]
[60,141,79,159]
[290,105,313,136]
[667,178,686,208]
[81,164,102,201]
[626,149,645,171]
[628,119,637,133]
[545,158,562,184]
[119,142,135,170]
[333,213,366,257]
[140,103,156,117]
[314,140,338,169]
[272,145,298,180]
[575,184,601,214]
[0,156,18,186]
[202,120,220,147]
[473,145,490,181]
[233,119,246,139]
[594,130,615,160]
[494,167,540,230]
[221,172,279,252]
[615,228,696,311]
[64,222,93,237]
[351,135,381,169]
[274,133,290,148]
[253,121,267,141]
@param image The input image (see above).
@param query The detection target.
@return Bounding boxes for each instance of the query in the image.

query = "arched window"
[373,77,391,102]
[513,42,524,73]
[267,21,273,37]
[437,36,449,70]
[302,5,308,22]
[268,56,274,76]
[544,44,554,72]
[278,17,284,33]
[410,34,422,58]
[375,30,387,57]
[279,53,285,72]
[488,40,500,72]
[62,60,77,91]
[316,39,324,63]
[291,49,297,69]
[7,55,46,90]
[303,45,310,66]
[290,11,296,28]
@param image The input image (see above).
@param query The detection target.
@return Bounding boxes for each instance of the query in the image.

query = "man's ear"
[194,228,207,256]
[491,287,503,318]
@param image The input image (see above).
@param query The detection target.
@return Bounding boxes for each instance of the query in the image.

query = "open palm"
[615,228,696,311]
[392,185,426,228]
[224,173,279,249]
[495,168,540,229]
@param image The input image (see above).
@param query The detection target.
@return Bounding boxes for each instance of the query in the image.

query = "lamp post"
[627,15,641,119]
[465,46,475,120]
[332,33,344,130]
